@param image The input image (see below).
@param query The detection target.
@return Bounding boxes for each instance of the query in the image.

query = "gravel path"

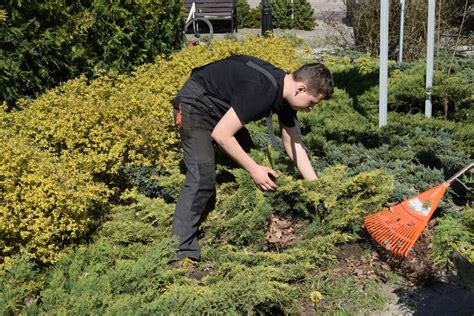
[213,23,355,51]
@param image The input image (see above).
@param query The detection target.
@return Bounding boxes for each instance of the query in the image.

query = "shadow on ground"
[392,280,474,315]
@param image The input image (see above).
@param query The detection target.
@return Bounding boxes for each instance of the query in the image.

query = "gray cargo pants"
[172,79,253,261]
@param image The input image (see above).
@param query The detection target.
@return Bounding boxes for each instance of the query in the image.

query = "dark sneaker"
[168,257,213,279]
[188,266,213,280]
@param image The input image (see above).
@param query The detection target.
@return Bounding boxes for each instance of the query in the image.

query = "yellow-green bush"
[12,75,180,177]
[0,131,109,265]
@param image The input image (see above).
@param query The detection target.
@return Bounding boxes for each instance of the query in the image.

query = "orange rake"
[364,162,473,257]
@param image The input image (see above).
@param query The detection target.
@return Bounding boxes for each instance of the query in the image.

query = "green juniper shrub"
[432,208,474,269]
[203,167,273,250]
[247,122,273,150]
[144,264,299,314]
[200,233,362,311]
[284,232,353,267]
[118,189,176,232]
[324,53,382,102]
[204,156,393,250]
[28,198,178,314]
[202,263,298,314]
[301,165,393,234]
[33,239,178,315]
[98,196,171,246]
[202,245,313,281]
[267,174,317,219]
[380,113,471,174]
[436,54,474,84]
[388,63,473,120]
[463,207,474,231]
[299,88,381,149]
[27,194,302,315]
[316,143,458,213]
[325,55,473,122]
[0,254,42,315]
[353,85,380,121]
[121,166,184,202]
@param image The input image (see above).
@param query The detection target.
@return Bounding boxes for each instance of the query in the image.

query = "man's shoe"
[168,257,213,280]
[188,266,213,280]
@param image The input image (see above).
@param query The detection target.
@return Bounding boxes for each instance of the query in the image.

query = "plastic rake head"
[364,183,448,257]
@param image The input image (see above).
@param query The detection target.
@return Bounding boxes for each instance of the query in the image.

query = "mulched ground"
[264,214,436,284]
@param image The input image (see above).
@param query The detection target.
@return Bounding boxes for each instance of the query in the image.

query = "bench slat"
[184,0,234,3]
[185,1,233,5]
[196,13,232,17]
[194,8,234,12]
[183,0,237,32]
[185,5,234,9]
[184,1,234,8]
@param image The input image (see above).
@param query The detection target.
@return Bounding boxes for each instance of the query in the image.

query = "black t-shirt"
[190,55,297,127]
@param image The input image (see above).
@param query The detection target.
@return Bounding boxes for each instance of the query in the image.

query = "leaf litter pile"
[264,215,301,251]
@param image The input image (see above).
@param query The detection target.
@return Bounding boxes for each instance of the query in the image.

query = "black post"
[261,0,272,37]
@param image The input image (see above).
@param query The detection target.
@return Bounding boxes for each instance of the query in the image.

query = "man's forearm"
[213,135,259,173]
[283,141,317,180]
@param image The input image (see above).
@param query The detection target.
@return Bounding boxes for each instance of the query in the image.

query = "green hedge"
[0,0,184,107]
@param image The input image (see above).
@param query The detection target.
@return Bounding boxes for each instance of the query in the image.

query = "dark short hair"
[292,63,334,99]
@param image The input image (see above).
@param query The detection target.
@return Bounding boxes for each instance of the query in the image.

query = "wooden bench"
[183,0,237,33]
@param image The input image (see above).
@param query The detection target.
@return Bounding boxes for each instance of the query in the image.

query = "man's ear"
[297,83,307,93]
[294,82,308,96]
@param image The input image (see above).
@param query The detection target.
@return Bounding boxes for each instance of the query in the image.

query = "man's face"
[288,88,325,111]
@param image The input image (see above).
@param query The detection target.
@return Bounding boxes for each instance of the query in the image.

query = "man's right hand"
[250,165,278,191]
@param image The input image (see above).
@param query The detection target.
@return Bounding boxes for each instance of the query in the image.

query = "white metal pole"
[425,0,436,117]
[291,0,294,19]
[291,0,294,29]
[379,0,389,127]
[398,0,405,64]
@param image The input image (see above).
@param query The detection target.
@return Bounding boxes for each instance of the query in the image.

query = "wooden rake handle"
[446,162,474,185]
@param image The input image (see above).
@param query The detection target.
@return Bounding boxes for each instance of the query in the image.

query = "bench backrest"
[183,0,236,20]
